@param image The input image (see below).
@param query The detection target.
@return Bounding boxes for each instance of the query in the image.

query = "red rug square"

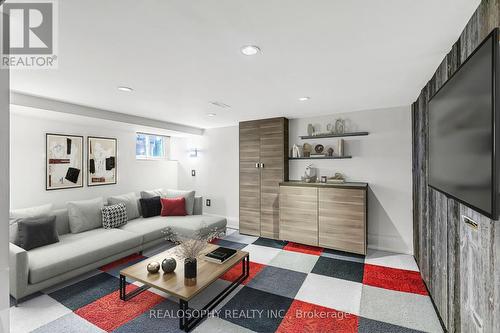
[75,285,164,332]
[276,299,358,333]
[99,253,145,271]
[220,261,265,285]
[284,242,323,256]
[363,264,428,295]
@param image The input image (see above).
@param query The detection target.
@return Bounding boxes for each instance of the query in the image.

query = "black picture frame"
[45,133,84,191]
[87,136,117,187]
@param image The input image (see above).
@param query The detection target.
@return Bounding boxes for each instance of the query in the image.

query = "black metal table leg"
[178,254,250,332]
[119,274,151,301]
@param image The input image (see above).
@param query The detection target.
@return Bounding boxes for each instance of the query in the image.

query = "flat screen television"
[429,28,499,219]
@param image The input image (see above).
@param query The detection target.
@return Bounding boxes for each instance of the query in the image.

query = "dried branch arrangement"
[162,226,225,260]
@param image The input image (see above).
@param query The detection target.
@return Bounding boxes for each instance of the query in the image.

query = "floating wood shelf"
[299,132,369,140]
[289,156,352,160]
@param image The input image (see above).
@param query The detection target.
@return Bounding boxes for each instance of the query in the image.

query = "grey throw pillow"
[164,189,195,215]
[140,189,164,199]
[16,216,59,251]
[67,197,104,233]
[107,192,140,220]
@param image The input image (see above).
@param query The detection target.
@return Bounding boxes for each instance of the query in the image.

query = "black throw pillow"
[139,196,162,218]
[16,216,59,251]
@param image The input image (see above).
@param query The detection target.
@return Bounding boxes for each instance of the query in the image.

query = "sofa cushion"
[16,216,59,250]
[119,215,227,243]
[139,196,162,218]
[107,192,140,220]
[67,197,104,233]
[28,228,142,284]
[140,189,164,199]
[164,189,195,215]
[102,203,128,229]
[10,203,53,220]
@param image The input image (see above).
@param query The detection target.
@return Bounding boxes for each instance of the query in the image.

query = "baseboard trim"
[367,233,413,255]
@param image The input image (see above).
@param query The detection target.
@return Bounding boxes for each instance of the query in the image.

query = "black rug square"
[220,286,293,332]
[311,256,364,283]
[252,237,288,249]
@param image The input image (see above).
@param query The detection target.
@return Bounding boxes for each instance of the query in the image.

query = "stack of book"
[309,154,325,158]
[204,247,237,264]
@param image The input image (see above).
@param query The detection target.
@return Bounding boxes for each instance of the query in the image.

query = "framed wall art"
[87,136,117,186]
[46,133,84,190]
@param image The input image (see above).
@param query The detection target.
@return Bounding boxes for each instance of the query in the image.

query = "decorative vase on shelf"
[307,124,314,136]
[184,258,197,279]
[335,119,345,134]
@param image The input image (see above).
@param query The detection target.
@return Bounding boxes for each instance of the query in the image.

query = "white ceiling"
[10,0,480,129]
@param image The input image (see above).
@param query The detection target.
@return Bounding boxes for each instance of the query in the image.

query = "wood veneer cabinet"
[239,118,288,238]
[279,186,318,246]
[319,187,366,254]
[279,182,367,255]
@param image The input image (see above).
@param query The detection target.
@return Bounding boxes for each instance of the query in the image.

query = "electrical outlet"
[206,199,211,207]
[191,170,196,177]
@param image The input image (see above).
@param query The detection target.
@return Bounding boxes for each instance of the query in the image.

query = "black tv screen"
[429,28,498,218]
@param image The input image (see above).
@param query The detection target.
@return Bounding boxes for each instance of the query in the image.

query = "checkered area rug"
[10,228,443,333]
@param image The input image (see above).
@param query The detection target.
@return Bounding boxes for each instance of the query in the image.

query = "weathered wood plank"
[447,198,461,332]
[429,189,448,325]
[459,205,496,333]
[412,2,500,332]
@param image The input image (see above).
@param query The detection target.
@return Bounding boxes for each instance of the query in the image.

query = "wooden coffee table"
[119,243,250,332]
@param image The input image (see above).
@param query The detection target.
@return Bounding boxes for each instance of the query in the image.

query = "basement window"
[136,133,169,160]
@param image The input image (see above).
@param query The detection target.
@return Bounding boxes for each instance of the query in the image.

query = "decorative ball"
[162,257,177,273]
[147,261,160,274]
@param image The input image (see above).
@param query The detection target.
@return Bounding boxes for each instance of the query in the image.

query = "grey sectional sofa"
[9,196,227,303]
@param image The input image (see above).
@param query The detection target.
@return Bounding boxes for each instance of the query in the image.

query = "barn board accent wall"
[412,1,500,332]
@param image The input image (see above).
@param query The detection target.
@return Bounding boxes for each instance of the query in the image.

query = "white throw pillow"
[107,192,140,220]
[67,197,104,233]
[164,189,196,215]
[140,189,164,199]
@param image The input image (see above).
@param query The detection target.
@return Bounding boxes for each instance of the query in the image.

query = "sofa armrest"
[193,196,203,215]
[9,243,29,300]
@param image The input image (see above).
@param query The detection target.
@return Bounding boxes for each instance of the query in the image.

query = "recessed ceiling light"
[117,86,133,92]
[299,96,311,101]
[240,45,261,56]
[207,113,217,117]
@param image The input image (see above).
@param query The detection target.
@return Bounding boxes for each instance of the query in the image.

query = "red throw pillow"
[160,197,187,216]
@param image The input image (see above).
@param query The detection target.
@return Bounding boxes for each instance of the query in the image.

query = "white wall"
[289,106,413,254]
[172,127,239,229]
[10,107,179,210]
[0,13,10,332]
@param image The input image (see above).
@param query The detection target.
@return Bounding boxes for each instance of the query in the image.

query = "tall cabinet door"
[260,118,288,239]
[239,120,261,236]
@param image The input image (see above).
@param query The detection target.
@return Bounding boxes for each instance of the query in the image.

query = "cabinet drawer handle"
[255,163,260,168]
[260,163,264,168]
